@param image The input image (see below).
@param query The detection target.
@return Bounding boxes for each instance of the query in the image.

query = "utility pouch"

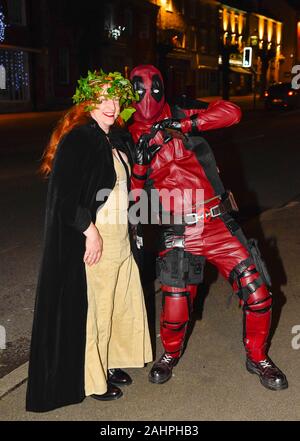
[156,248,189,288]
[187,254,205,284]
[247,238,272,287]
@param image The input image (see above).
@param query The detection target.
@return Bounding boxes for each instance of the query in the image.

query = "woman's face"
[90,84,120,133]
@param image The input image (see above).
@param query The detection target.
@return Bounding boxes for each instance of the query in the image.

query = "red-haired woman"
[26,71,153,412]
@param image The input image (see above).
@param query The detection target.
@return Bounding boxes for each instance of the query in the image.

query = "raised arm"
[153,100,242,134]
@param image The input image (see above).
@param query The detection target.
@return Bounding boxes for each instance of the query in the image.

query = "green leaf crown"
[72,69,139,121]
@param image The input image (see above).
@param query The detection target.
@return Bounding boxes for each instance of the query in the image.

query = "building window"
[173,0,184,15]
[124,9,133,36]
[209,28,218,54]
[0,49,30,101]
[0,64,5,89]
[199,28,208,54]
[139,15,149,39]
[58,48,70,85]
[206,4,212,24]
[105,3,114,33]
[171,31,185,48]
[7,0,26,26]
[187,26,197,51]
[189,0,197,19]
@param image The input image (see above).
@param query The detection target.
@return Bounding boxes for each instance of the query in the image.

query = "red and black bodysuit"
[128,65,280,385]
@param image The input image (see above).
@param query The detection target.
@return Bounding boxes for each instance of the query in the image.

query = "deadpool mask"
[130,65,165,123]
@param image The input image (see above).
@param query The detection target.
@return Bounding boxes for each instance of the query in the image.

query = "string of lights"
[0,6,6,43]
[0,63,5,89]
[0,49,29,100]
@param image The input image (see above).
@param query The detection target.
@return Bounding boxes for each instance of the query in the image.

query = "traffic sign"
[243,47,252,68]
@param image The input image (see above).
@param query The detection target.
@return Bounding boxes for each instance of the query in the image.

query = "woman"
[26,69,153,412]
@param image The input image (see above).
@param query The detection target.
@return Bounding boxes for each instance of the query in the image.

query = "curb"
[0,362,28,400]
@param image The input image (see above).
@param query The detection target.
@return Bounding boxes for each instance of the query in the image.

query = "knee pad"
[162,291,191,331]
[244,288,272,313]
[229,257,271,307]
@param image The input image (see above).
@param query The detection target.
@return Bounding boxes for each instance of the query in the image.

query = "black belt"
[159,191,239,226]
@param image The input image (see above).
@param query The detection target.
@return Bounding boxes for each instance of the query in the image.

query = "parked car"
[264,82,300,109]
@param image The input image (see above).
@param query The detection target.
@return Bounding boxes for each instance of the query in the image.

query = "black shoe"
[246,357,288,391]
[149,353,179,384]
[91,382,123,401]
[108,368,133,386]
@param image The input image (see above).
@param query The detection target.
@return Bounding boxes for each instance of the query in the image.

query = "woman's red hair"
[40,102,124,176]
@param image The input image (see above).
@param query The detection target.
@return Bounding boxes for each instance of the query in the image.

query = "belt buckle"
[209,204,220,218]
[185,204,220,225]
[184,212,199,224]
[172,237,185,248]
[165,236,185,248]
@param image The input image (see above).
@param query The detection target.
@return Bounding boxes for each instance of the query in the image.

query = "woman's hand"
[83,223,103,266]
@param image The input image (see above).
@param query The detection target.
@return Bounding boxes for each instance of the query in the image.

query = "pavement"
[0,96,300,421]
[0,199,299,421]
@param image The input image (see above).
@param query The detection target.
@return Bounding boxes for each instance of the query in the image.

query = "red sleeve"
[181,100,242,132]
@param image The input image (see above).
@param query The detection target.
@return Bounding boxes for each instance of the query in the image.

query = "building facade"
[257,0,299,83]
[0,0,38,112]
[218,2,252,96]
[149,0,221,100]
[0,0,158,113]
[1,0,299,113]
[150,0,299,99]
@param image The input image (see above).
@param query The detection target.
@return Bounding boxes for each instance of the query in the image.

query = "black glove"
[152,118,182,132]
[152,116,199,134]
[134,133,162,166]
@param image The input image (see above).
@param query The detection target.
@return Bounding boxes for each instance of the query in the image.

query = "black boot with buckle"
[108,369,133,386]
[246,357,288,391]
[149,353,179,384]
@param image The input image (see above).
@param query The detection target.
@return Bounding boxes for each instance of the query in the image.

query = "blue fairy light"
[0,9,6,43]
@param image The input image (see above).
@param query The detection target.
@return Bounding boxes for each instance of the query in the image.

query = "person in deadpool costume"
[129,64,288,390]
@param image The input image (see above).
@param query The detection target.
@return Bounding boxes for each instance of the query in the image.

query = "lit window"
[0,49,30,101]
[58,48,70,85]
[7,0,26,26]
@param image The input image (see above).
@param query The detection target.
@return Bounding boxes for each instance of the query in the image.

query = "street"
[0,105,299,376]
[0,103,300,420]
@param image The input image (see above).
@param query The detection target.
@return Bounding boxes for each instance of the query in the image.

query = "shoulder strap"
[171,105,186,119]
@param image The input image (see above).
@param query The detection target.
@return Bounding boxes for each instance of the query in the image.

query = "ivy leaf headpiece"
[72,69,139,121]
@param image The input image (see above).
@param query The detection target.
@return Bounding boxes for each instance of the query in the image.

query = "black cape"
[26,121,136,412]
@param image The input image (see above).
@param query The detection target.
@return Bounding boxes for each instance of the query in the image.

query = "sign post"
[243,47,252,68]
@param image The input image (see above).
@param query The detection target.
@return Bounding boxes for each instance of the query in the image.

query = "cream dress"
[84,149,152,396]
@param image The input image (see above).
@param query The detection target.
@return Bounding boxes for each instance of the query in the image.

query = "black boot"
[246,357,288,391]
[108,368,133,386]
[149,353,179,384]
[91,382,123,401]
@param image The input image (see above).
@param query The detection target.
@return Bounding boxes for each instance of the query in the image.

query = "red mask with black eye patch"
[130,65,165,124]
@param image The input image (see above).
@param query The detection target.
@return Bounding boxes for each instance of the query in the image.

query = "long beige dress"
[84,149,153,396]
